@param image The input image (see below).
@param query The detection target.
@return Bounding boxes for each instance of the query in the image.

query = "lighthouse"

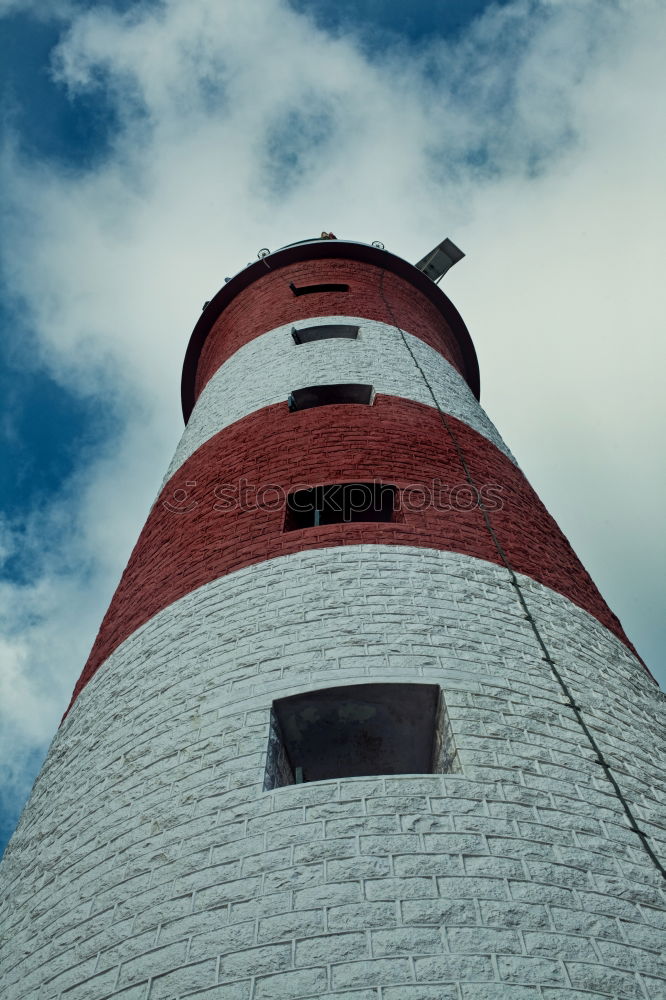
[1,236,664,999]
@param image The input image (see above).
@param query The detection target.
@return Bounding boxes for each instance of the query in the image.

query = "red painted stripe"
[193,260,468,405]
[68,397,643,712]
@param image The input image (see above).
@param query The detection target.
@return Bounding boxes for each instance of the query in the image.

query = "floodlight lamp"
[415,238,465,283]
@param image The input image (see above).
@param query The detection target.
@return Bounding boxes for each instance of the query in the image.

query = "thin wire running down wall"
[378,268,666,881]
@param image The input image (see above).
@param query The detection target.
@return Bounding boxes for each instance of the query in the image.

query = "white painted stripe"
[2,549,660,999]
[68,547,651,726]
[2,547,660,997]
[166,317,515,482]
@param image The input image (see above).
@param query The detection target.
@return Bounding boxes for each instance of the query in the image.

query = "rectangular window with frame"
[288,384,374,411]
[263,683,458,789]
[284,482,395,530]
[291,324,359,345]
[290,281,349,296]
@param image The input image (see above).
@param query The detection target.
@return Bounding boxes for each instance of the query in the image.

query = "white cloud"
[1,0,664,830]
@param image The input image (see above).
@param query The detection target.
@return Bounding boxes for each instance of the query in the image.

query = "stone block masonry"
[167,317,515,481]
[1,549,664,999]
[1,237,663,1000]
[72,396,638,706]
[192,259,470,403]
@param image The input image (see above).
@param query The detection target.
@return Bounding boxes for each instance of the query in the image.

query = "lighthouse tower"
[1,236,665,1000]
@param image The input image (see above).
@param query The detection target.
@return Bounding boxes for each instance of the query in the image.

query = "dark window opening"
[288,384,374,411]
[290,281,349,296]
[291,324,359,345]
[284,483,395,530]
[264,683,455,789]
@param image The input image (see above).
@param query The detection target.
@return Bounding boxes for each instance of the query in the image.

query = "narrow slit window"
[292,324,359,345]
[264,683,456,789]
[284,483,395,530]
[290,281,349,296]
[288,384,374,411]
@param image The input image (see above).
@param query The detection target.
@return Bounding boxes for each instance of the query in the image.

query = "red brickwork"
[69,397,638,711]
[194,259,468,402]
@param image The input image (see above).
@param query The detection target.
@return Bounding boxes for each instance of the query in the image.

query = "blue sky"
[288,0,513,44]
[1,0,665,855]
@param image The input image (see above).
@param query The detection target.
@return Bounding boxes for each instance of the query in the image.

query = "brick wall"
[193,260,470,402]
[170,317,514,481]
[2,549,664,1000]
[70,396,639,709]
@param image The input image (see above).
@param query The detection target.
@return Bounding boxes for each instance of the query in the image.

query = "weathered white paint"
[166,318,516,482]
[2,547,664,1000]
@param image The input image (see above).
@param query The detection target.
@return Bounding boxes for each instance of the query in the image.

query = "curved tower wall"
[1,240,665,1000]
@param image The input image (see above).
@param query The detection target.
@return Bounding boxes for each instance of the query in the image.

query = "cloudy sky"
[1,0,664,853]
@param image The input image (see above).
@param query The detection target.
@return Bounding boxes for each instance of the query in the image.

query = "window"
[291,324,359,345]
[288,384,374,411]
[284,483,395,531]
[264,683,454,789]
[289,281,349,296]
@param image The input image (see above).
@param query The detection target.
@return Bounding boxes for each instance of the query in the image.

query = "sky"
[0,0,664,855]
